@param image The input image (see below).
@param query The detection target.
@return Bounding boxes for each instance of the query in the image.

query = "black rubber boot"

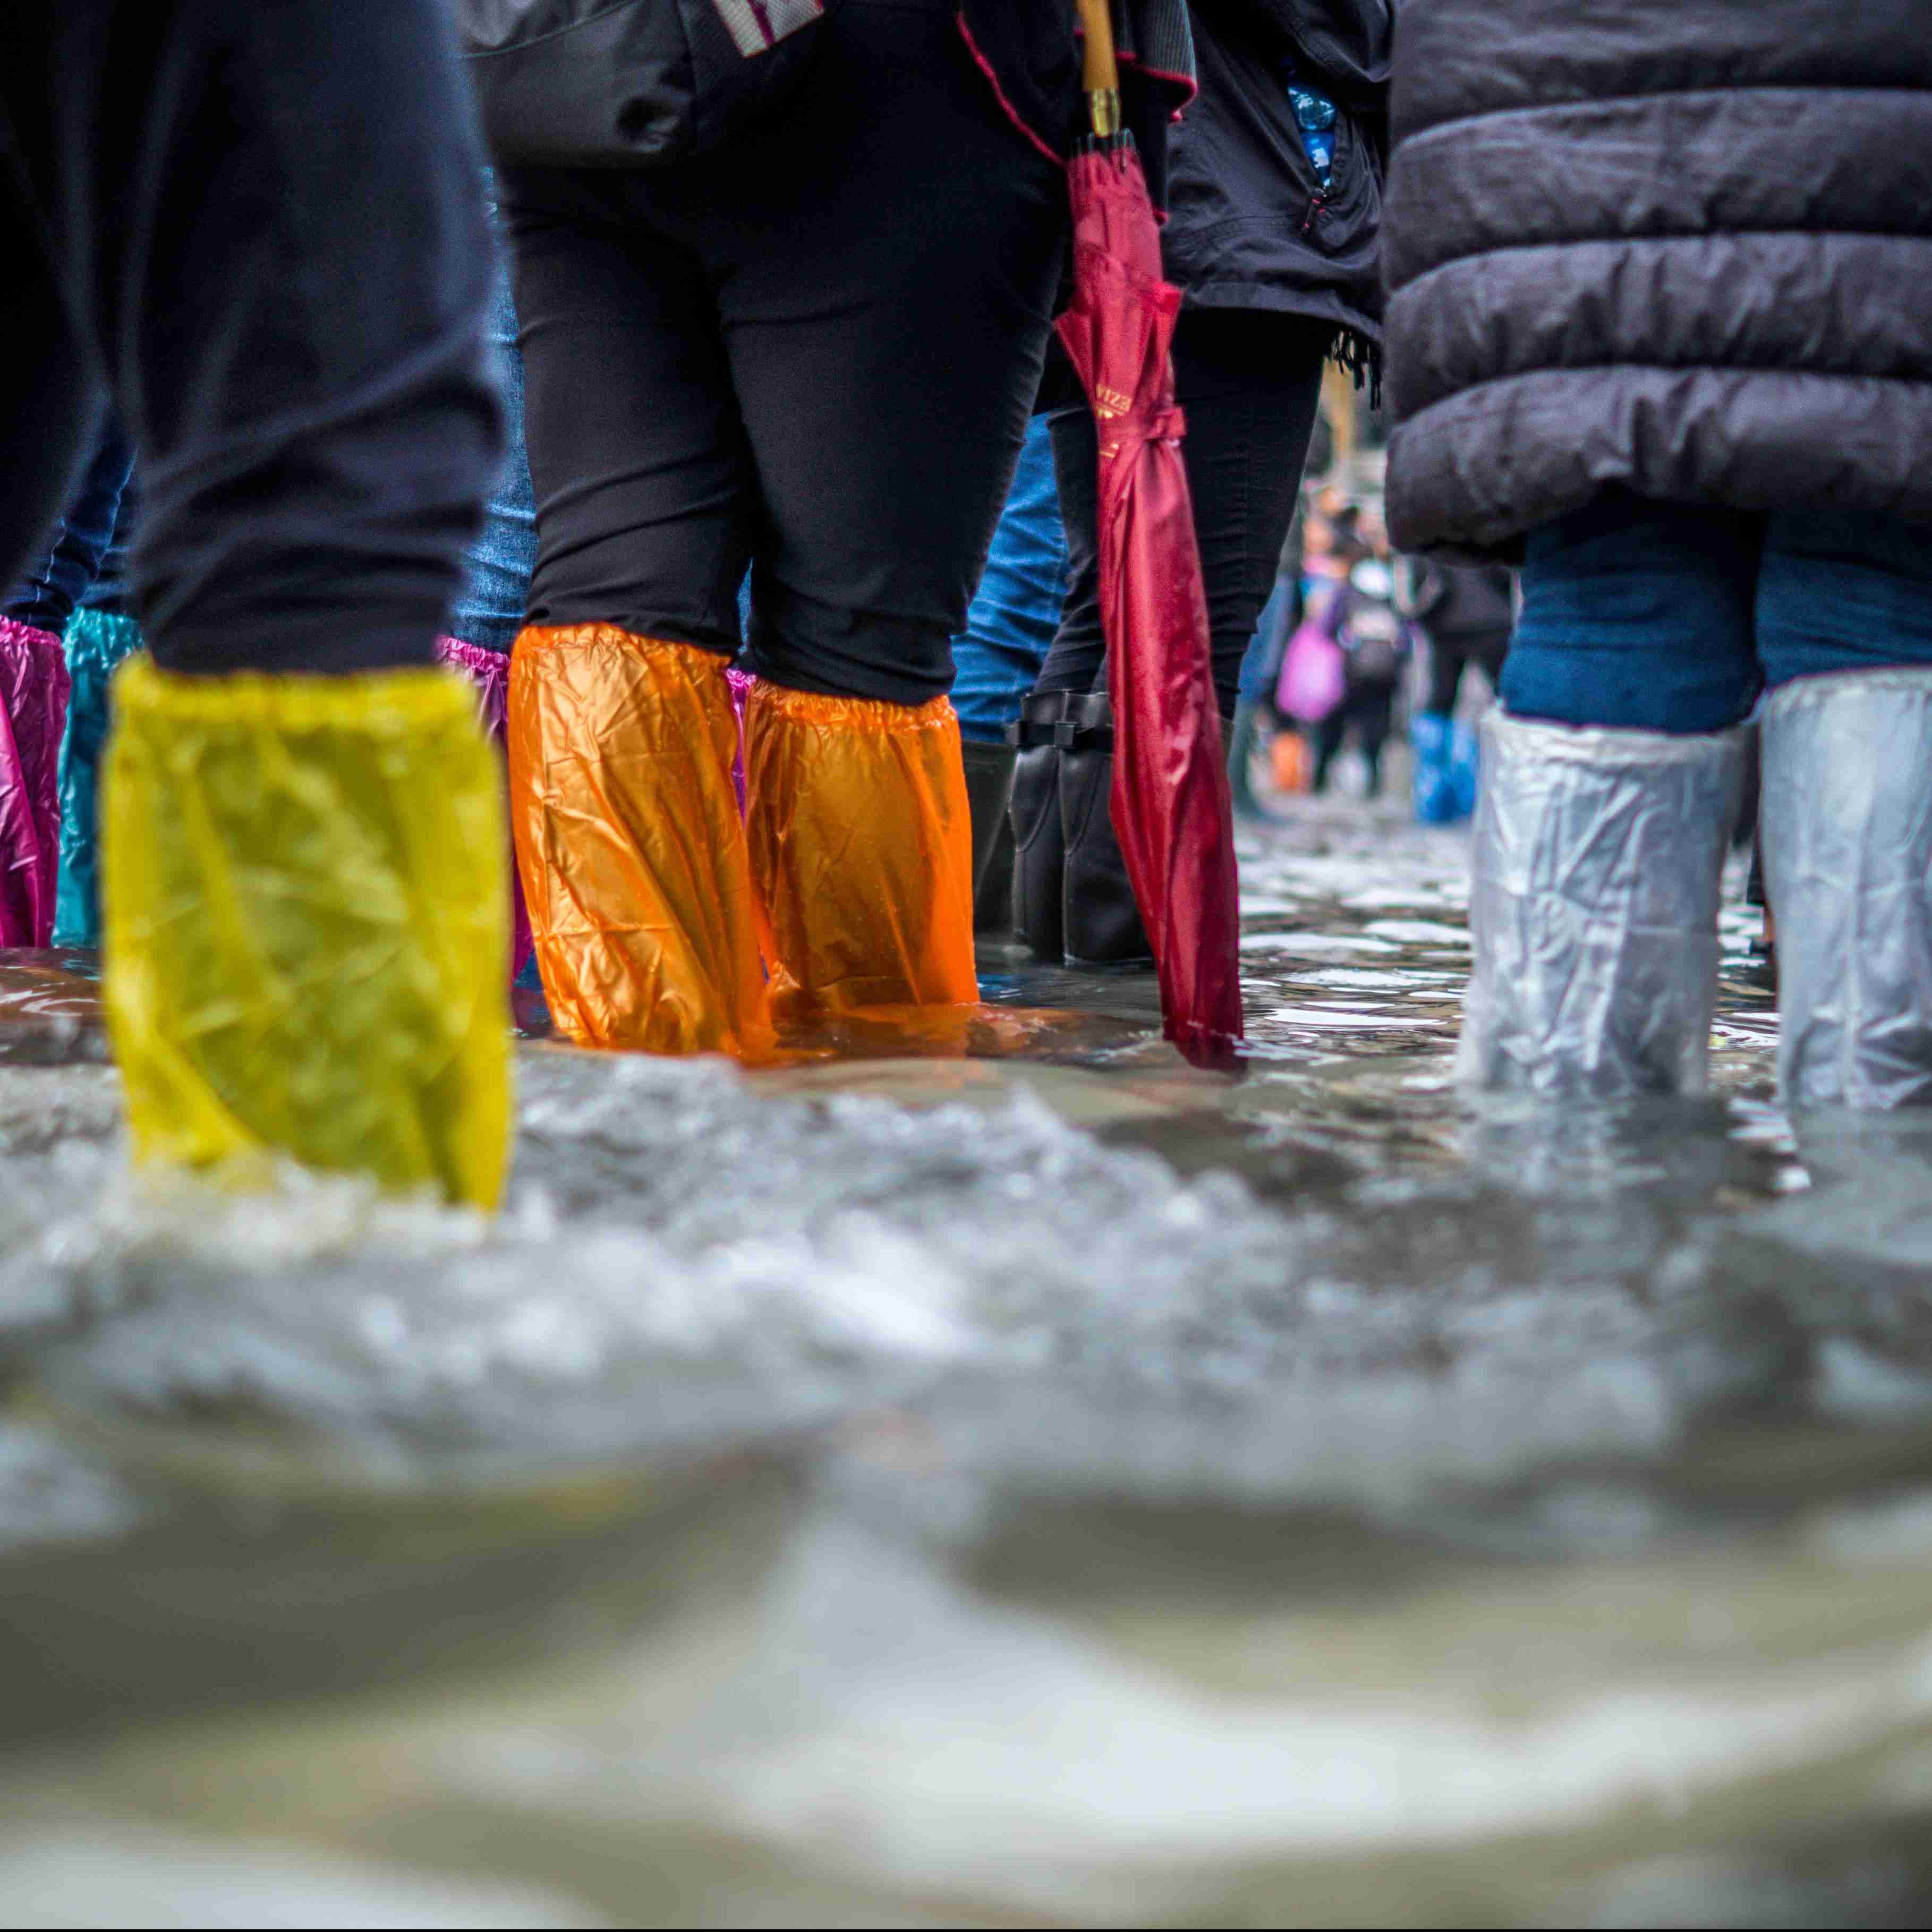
[976,808,1016,935]
[1059,693,1152,966]
[960,736,1018,932]
[1227,698,1275,822]
[1009,692,1069,960]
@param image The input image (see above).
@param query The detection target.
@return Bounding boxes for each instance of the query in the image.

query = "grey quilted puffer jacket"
[1380,0,1932,556]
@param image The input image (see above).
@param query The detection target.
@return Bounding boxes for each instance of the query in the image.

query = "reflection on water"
[3,793,1932,1925]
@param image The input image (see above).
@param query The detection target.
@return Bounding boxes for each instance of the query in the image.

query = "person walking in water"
[1382,0,1932,1107]
[483,3,1191,1056]
[1,0,512,1203]
[1012,0,1390,966]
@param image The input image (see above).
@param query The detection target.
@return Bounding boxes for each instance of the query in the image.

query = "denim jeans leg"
[949,413,1067,744]
[1756,511,1932,688]
[1501,491,1762,733]
[2,414,133,633]
[451,243,538,654]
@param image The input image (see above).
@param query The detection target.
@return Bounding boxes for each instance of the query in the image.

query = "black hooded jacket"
[1381,0,1932,555]
[1161,2,1391,370]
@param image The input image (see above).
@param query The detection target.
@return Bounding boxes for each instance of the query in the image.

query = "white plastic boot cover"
[1761,668,1932,1109]
[1457,709,1744,1097]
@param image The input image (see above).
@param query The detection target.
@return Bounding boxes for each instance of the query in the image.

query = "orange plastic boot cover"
[745,683,978,1019]
[507,626,773,1057]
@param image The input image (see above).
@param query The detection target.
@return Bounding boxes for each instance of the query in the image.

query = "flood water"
[4,779,1932,1926]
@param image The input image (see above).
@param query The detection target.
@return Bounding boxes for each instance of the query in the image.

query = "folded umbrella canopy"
[1057,0,1244,1067]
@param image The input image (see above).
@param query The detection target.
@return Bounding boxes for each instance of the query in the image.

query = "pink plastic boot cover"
[0,617,72,947]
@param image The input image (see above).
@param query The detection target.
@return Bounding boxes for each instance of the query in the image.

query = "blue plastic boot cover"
[1410,712,1458,824]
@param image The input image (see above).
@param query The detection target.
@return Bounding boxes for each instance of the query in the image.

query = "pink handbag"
[1274,595,1348,725]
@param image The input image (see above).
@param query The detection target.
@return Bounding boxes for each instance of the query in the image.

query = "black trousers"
[1313,681,1396,793]
[0,2,501,675]
[1037,309,1332,720]
[500,0,1065,709]
[1423,628,1509,715]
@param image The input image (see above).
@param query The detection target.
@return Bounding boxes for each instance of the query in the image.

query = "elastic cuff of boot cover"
[1484,707,1750,771]
[0,616,73,949]
[63,608,145,678]
[103,657,511,1207]
[1458,707,1743,1099]
[507,624,771,1058]
[1765,665,1932,721]
[746,680,977,1016]
[1763,667,1932,1109]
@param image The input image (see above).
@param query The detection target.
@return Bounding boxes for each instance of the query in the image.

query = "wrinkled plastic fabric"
[507,625,772,1057]
[726,666,753,813]
[102,658,512,1207]
[1762,669,1932,1109]
[1410,711,1459,824]
[1409,712,1482,825]
[1457,708,1743,1097]
[744,682,977,1021]
[437,635,534,979]
[0,618,72,949]
[1057,141,1244,1068]
[53,608,144,948]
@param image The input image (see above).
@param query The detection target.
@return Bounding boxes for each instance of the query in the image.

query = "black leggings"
[0,0,500,674]
[501,0,1065,709]
[1423,630,1509,715]
[1036,308,1332,720]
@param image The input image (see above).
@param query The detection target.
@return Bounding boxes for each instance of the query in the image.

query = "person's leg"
[1424,642,1466,720]
[4,414,133,635]
[1229,577,1293,820]
[1039,310,1330,951]
[52,467,146,948]
[449,245,538,658]
[0,180,92,948]
[1356,682,1394,796]
[949,413,1066,917]
[499,169,770,1056]
[696,0,1062,1014]
[1502,493,1760,733]
[1312,710,1346,793]
[952,414,1066,747]
[442,217,540,981]
[1,0,511,1202]
[1756,511,1932,1107]
[1462,493,1752,1096]
[4,2,501,676]
[1411,638,1465,822]
[1168,311,1331,721]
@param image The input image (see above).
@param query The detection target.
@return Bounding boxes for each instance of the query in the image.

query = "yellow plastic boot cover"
[102,657,512,1207]
[507,625,772,1057]
[746,683,978,1019]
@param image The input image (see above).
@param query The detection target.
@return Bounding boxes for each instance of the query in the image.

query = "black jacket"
[1381,0,1932,555]
[1162,2,1390,365]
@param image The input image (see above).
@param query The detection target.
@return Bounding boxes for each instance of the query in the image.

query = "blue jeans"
[1503,492,1932,732]
[1238,577,1295,705]
[450,249,538,654]
[2,415,134,633]
[949,413,1066,744]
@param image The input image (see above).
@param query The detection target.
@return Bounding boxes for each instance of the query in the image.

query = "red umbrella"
[1057,0,1244,1068]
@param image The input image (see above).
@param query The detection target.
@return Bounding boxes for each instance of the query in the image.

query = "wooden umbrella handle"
[1073,0,1122,137]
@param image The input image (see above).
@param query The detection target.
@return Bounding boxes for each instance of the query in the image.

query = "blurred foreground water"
[4,782,1932,1926]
